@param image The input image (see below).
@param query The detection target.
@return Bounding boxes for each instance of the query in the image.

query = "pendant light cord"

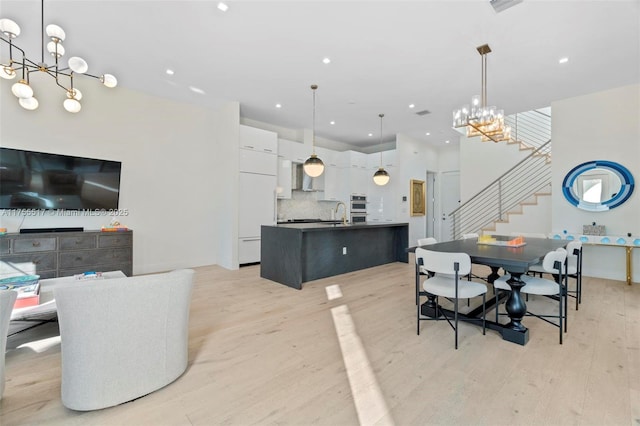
[311,84,317,155]
[379,113,384,167]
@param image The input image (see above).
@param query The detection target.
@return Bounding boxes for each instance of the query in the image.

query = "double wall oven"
[350,195,367,223]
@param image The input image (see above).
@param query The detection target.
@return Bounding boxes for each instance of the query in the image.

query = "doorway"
[440,171,460,241]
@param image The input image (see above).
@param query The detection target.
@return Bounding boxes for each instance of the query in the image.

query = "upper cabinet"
[279,138,310,164]
[239,125,277,175]
[240,125,277,154]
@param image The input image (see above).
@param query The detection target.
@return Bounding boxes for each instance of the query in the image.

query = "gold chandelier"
[452,44,510,143]
[0,0,117,113]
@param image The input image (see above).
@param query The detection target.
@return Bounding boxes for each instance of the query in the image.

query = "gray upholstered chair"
[53,269,195,411]
[1,290,17,400]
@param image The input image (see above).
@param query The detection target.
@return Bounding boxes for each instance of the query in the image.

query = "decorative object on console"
[373,113,390,186]
[583,224,606,236]
[0,0,117,112]
[452,44,511,143]
[101,218,129,232]
[303,84,325,178]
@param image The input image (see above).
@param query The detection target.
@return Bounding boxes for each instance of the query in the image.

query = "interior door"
[440,171,460,241]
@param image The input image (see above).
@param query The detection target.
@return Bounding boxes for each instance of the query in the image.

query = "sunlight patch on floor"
[329,300,394,426]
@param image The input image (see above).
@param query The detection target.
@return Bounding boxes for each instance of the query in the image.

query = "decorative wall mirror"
[562,160,635,211]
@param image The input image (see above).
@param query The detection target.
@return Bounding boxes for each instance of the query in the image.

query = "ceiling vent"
[415,109,431,116]
[489,0,523,13]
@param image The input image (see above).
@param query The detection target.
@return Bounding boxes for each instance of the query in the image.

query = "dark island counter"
[260,222,409,289]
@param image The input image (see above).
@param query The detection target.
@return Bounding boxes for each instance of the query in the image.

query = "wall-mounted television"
[0,147,122,210]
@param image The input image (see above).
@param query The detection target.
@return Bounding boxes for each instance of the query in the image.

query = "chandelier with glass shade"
[373,113,390,186]
[0,0,117,113]
[303,84,325,178]
[452,44,510,143]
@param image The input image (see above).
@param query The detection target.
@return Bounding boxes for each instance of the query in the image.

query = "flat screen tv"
[0,147,122,210]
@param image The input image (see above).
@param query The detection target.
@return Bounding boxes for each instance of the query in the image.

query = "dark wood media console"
[0,230,133,278]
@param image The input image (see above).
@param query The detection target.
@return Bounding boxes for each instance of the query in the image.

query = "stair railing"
[449,140,552,240]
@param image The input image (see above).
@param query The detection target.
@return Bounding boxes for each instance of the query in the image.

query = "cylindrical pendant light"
[373,113,390,186]
[303,84,325,178]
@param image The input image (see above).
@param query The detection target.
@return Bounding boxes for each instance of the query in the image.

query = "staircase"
[449,109,552,239]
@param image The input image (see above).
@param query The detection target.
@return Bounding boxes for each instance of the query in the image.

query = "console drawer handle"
[32,241,41,247]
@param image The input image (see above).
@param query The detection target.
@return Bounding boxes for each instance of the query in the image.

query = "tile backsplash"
[277,191,340,221]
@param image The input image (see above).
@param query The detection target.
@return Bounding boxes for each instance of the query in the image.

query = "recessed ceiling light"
[322,57,331,64]
[275,103,282,108]
[368,133,373,137]
[217,2,229,12]
[189,86,205,95]
[445,140,450,144]
[425,132,430,136]
[409,104,415,108]
[166,69,174,76]
[330,121,335,125]
[559,57,569,64]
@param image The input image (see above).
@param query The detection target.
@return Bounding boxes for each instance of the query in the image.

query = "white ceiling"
[1,0,639,150]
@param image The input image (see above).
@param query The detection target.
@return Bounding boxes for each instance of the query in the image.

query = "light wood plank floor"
[1,261,639,425]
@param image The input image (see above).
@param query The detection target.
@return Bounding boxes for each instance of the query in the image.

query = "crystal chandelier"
[373,113,390,186]
[303,84,325,178]
[452,44,510,143]
[0,0,117,113]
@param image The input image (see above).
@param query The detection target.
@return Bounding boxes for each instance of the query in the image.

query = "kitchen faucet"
[335,201,347,225]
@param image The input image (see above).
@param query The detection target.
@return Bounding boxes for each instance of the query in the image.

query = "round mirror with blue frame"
[562,160,634,211]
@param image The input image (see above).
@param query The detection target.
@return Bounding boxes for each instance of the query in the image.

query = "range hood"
[292,163,316,191]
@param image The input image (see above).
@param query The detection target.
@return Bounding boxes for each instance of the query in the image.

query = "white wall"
[1,82,219,274]
[395,133,440,246]
[551,84,640,282]
[213,102,241,270]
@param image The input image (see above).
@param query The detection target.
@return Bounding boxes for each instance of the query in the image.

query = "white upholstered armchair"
[1,290,17,400]
[53,269,195,411]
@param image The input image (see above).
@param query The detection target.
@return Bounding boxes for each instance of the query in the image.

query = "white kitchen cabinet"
[238,172,277,264]
[239,149,277,175]
[279,138,313,164]
[277,157,292,199]
[321,165,348,202]
[240,125,277,154]
[348,151,369,196]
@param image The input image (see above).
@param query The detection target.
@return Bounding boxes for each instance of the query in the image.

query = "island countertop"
[260,222,409,289]
[270,221,409,231]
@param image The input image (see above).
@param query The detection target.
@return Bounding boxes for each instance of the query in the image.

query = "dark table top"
[412,237,568,273]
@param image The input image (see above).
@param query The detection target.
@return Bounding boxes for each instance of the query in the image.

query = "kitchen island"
[260,222,409,289]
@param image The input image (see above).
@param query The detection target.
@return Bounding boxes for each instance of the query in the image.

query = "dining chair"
[415,248,487,349]
[528,241,582,310]
[415,238,437,305]
[494,249,568,344]
[460,233,481,283]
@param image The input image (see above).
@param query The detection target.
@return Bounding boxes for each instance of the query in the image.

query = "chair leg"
[559,287,564,345]
[454,297,459,350]
[482,294,486,335]
[417,292,421,336]
[495,290,500,323]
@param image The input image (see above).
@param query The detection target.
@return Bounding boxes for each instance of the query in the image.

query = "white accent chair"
[415,248,487,349]
[53,269,195,411]
[1,290,17,400]
[494,249,567,344]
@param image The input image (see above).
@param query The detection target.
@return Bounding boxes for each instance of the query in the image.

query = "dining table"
[412,236,567,345]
